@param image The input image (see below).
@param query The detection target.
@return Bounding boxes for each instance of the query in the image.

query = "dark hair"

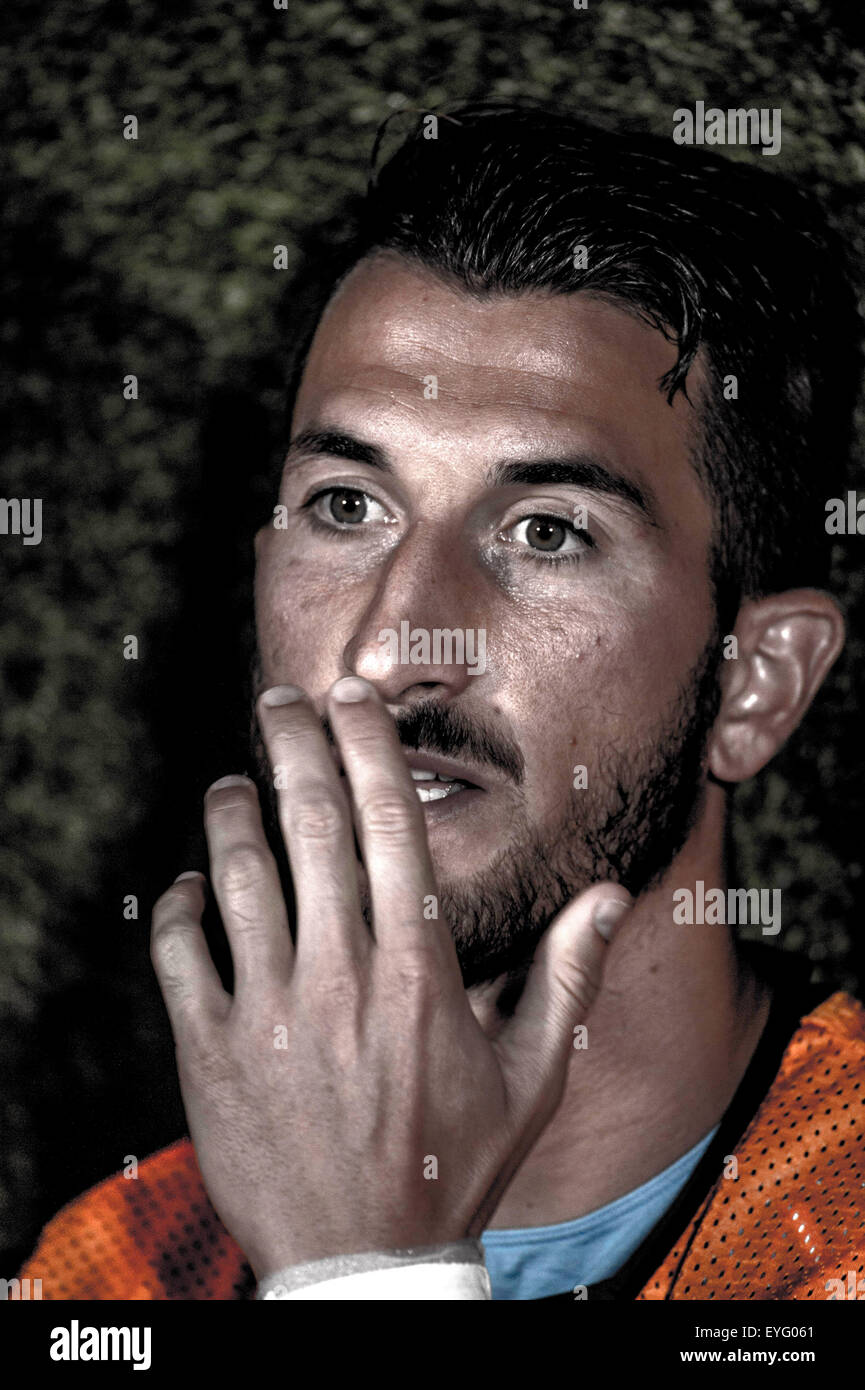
[282,101,860,625]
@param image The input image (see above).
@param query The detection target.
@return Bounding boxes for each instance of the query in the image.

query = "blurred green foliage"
[1,0,863,1264]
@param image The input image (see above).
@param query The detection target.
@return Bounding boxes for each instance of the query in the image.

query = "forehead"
[293,253,708,522]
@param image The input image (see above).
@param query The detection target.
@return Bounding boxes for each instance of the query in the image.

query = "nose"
[342,524,489,705]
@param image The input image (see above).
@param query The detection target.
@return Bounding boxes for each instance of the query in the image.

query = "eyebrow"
[284,428,390,473]
[284,426,658,524]
[487,458,657,523]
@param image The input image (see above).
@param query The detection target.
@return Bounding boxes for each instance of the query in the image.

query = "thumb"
[497,884,632,1117]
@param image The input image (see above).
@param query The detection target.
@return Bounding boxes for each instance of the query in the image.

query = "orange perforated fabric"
[17,991,865,1300]
[18,1139,255,1300]
[637,990,865,1300]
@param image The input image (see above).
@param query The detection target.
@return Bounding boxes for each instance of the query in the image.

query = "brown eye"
[505,514,590,560]
[525,516,568,551]
[309,488,389,532]
[329,490,367,524]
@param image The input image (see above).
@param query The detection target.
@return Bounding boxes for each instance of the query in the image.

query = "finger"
[327,676,458,975]
[151,872,230,1040]
[256,685,366,967]
[497,884,632,1118]
[203,774,293,990]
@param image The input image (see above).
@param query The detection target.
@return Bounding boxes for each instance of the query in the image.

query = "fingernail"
[208,774,251,792]
[174,871,203,883]
[331,676,375,703]
[260,685,305,707]
[593,897,631,942]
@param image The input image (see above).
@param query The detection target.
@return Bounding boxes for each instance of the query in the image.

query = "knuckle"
[343,727,385,759]
[213,842,270,900]
[288,790,344,843]
[151,888,193,938]
[179,1022,231,1084]
[383,946,442,1002]
[393,961,431,995]
[359,791,416,840]
[150,918,191,981]
[269,716,314,753]
[299,964,365,1031]
[557,960,601,1013]
[307,967,362,1007]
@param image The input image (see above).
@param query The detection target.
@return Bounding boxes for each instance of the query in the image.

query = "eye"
[506,514,592,556]
[309,488,389,528]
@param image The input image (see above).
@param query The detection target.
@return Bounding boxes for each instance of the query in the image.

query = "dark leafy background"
[1,0,863,1269]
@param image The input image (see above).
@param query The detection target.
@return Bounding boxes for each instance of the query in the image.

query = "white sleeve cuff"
[256,1239,492,1301]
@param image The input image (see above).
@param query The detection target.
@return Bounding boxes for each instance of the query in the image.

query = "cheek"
[254,545,349,688]
[498,591,709,799]
[490,610,596,811]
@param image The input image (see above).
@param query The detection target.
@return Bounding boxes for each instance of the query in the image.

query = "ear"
[708,590,845,783]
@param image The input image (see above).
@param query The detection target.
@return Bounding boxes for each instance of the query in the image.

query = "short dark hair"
[283,101,860,624]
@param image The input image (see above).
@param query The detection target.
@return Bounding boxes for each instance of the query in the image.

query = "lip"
[401,750,491,792]
[335,748,494,793]
[335,749,495,824]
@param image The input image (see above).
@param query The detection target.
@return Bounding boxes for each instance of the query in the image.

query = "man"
[18,103,864,1301]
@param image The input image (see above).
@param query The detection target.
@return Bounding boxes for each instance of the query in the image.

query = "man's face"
[255,253,720,987]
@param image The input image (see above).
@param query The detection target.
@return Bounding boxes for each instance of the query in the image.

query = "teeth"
[408,767,473,800]
[415,781,465,803]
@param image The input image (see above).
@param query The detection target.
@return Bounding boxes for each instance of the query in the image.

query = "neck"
[480,787,774,1230]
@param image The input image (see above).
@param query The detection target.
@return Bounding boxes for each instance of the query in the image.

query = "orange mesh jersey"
[17,991,865,1301]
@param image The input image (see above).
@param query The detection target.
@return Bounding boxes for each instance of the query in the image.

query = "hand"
[151,676,631,1279]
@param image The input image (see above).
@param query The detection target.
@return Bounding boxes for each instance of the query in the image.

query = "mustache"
[320,699,525,786]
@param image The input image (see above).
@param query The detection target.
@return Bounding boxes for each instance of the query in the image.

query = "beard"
[249,629,723,994]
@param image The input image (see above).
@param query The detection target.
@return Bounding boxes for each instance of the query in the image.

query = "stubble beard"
[250,632,722,993]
